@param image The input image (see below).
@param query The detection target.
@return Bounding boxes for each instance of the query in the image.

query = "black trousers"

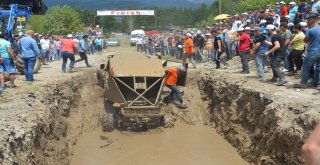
[75,52,89,66]
[288,49,304,72]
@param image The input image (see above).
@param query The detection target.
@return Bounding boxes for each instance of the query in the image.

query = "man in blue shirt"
[19,30,41,82]
[296,15,320,89]
[75,35,91,67]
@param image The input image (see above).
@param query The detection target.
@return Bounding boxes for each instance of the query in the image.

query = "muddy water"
[71,124,248,165]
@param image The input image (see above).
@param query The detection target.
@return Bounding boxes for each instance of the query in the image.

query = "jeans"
[288,50,304,72]
[91,45,96,54]
[42,48,50,62]
[166,85,183,103]
[96,45,102,54]
[255,53,265,78]
[194,47,203,62]
[239,50,250,72]
[22,56,37,81]
[211,48,216,60]
[300,52,320,85]
[271,54,286,80]
[55,49,61,60]
[62,51,75,72]
[284,48,291,71]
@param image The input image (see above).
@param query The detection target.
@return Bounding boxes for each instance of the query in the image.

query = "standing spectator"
[75,35,91,67]
[302,5,313,21]
[136,35,143,52]
[60,34,77,73]
[264,24,288,86]
[204,33,213,62]
[294,0,308,24]
[12,34,20,55]
[194,31,205,63]
[289,2,298,23]
[212,30,225,69]
[225,24,236,60]
[53,36,62,60]
[0,31,17,87]
[280,23,293,72]
[235,27,251,74]
[95,36,103,55]
[280,1,289,16]
[312,0,320,15]
[40,35,51,65]
[297,15,320,89]
[250,27,269,80]
[18,30,41,82]
[182,33,196,69]
[288,24,305,75]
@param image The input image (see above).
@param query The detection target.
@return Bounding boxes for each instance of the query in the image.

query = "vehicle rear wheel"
[15,55,41,74]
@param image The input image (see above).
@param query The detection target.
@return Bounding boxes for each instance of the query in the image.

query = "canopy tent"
[213,14,230,20]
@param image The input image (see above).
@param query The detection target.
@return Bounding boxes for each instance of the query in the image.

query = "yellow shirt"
[292,32,305,51]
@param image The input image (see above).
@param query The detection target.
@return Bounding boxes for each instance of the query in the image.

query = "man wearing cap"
[193,30,205,63]
[95,36,103,55]
[289,2,298,22]
[225,24,236,60]
[179,33,196,69]
[297,15,320,89]
[136,35,143,53]
[164,66,187,108]
[264,24,288,85]
[280,1,289,16]
[235,27,251,74]
[302,5,313,21]
[250,27,269,80]
[18,30,41,82]
[60,34,77,73]
[75,35,91,67]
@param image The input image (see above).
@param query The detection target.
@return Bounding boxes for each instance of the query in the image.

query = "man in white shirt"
[39,35,51,65]
[136,35,143,52]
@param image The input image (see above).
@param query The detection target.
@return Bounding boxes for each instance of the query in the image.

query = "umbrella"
[214,14,231,20]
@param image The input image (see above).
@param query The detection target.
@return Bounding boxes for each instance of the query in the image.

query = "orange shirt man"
[164,66,187,108]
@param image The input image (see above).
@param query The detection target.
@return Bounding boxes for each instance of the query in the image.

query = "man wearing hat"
[250,27,269,80]
[294,0,308,24]
[75,35,91,67]
[193,30,205,63]
[60,34,77,73]
[234,27,251,74]
[264,24,288,86]
[289,2,298,22]
[178,33,196,69]
[280,1,289,16]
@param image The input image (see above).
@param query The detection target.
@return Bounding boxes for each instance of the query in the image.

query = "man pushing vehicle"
[164,65,188,109]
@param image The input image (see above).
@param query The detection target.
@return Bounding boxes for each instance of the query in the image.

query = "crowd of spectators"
[0,29,107,96]
[138,0,320,89]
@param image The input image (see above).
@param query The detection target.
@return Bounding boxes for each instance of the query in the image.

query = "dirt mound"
[196,70,319,164]
[0,71,105,165]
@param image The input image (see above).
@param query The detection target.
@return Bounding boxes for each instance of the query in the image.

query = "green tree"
[39,6,84,34]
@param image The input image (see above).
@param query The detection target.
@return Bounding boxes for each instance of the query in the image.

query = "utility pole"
[219,0,221,14]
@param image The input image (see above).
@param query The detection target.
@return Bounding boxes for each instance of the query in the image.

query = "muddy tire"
[15,55,41,74]
[102,113,114,132]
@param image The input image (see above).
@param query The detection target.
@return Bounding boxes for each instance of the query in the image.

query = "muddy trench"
[0,69,315,165]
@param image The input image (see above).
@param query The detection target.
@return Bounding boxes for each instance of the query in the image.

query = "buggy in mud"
[99,54,166,131]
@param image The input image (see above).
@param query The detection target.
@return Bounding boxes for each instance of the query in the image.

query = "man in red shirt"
[280,1,289,16]
[235,27,251,74]
[60,34,77,73]
[164,66,187,108]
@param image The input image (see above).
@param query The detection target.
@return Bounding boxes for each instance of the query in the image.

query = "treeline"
[27,0,280,34]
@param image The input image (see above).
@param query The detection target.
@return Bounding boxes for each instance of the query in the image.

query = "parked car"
[106,38,120,46]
